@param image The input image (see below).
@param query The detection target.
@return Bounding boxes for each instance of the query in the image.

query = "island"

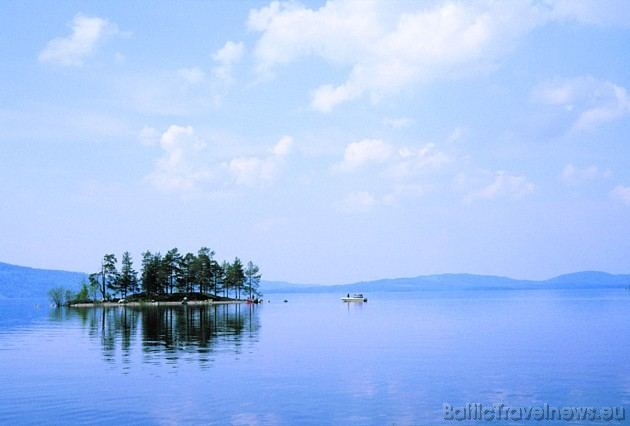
[48,247,262,307]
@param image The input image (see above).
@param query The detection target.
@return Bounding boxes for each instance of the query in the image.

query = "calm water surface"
[1,290,629,425]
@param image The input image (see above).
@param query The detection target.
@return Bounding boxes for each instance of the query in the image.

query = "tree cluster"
[48,280,98,307]
[89,248,262,301]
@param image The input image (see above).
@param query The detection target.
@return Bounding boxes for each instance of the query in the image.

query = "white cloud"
[39,15,120,66]
[246,0,630,112]
[311,83,363,113]
[144,126,294,191]
[228,136,293,186]
[560,163,609,185]
[213,40,245,64]
[228,157,277,186]
[333,136,454,207]
[387,144,451,179]
[610,185,630,205]
[212,41,245,82]
[272,135,293,156]
[466,171,534,202]
[337,139,392,171]
[146,125,211,191]
[534,77,630,131]
[575,87,630,130]
[145,128,293,191]
[247,1,569,112]
[130,46,238,114]
[336,137,451,179]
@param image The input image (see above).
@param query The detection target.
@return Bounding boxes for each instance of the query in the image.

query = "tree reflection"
[53,304,260,367]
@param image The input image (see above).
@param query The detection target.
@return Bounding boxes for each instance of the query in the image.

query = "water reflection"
[50,304,260,367]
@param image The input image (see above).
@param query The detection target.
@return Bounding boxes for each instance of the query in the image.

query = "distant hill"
[0,262,86,299]
[543,271,630,288]
[259,280,321,292]
[261,271,630,293]
[1,261,629,299]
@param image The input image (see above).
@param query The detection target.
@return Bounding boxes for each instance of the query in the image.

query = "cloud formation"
[145,126,295,192]
[39,15,120,66]
[146,125,211,191]
[249,1,615,111]
[212,41,245,82]
[336,138,451,177]
[228,136,293,186]
[388,144,451,179]
[466,171,534,202]
[336,139,392,171]
[334,136,453,209]
[534,77,630,131]
[246,0,630,112]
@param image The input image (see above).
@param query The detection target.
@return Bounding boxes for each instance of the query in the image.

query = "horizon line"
[1,260,627,287]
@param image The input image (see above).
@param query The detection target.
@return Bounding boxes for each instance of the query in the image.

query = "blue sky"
[1,0,630,283]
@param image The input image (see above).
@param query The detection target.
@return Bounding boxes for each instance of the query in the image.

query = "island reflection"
[50,304,261,367]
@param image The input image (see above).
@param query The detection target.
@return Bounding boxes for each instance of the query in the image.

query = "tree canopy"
[89,248,262,301]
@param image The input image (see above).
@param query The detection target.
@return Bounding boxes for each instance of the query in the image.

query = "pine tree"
[196,247,214,294]
[163,248,182,294]
[88,273,101,301]
[225,257,245,299]
[103,253,119,300]
[211,259,222,296]
[178,252,197,293]
[117,251,138,298]
[141,251,161,295]
[221,260,230,297]
[244,261,262,299]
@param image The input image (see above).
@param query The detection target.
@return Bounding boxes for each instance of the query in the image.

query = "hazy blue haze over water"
[0,290,629,425]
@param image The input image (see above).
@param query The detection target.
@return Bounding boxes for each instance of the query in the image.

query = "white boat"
[341,293,367,302]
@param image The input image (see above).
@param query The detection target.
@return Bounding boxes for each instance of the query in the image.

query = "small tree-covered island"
[48,247,262,307]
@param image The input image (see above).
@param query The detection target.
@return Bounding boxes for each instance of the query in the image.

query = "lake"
[1,290,629,425]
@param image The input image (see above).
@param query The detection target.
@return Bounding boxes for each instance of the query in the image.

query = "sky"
[1,0,630,284]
